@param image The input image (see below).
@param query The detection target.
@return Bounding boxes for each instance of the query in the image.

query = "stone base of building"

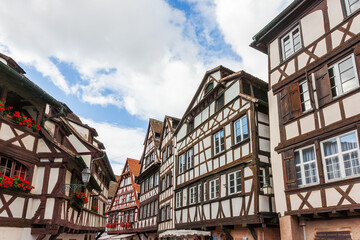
[279,215,360,240]
[0,227,96,240]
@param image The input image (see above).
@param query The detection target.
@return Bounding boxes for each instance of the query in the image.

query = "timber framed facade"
[252,0,360,239]
[164,66,280,240]
[136,119,163,240]
[0,53,115,240]
[107,158,140,237]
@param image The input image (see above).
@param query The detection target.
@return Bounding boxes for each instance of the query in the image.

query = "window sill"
[231,138,250,150]
[212,151,226,159]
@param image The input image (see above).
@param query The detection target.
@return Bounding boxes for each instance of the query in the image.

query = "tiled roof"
[127,158,140,177]
[149,118,163,134]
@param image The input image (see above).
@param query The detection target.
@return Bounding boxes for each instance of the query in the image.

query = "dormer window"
[281,25,302,60]
[205,83,213,95]
[187,120,194,134]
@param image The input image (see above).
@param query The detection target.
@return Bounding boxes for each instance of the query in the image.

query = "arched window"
[0,156,28,179]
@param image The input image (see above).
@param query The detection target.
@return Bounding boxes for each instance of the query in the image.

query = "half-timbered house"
[0,53,115,240]
[167,66,280,240]
[158,116,180,234]
[137,119,162,240]
[107,158,140,239]
[251,0,360,239]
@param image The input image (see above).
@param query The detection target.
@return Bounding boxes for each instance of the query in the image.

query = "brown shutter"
[280,87,290,122]
[288,83,301,119]
[315,65,332,107]
[283,149,297,189]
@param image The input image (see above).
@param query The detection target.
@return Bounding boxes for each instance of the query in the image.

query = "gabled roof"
[159,115,180,144]
[127,158,141,177]
[0,52,26,74]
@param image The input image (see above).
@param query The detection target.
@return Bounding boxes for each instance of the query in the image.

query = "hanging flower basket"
[75,191,89,204]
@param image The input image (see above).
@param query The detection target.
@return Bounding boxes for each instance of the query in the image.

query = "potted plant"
[0,174,35,193]
[75,191,89,205]
[91,205,98,212]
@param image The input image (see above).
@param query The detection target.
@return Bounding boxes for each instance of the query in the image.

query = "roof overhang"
[159,230,211,238]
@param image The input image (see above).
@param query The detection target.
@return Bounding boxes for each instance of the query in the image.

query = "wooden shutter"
[283,149,297,189]
[315,65,332,107]
[288,83,301,119]
[280,87,290,122]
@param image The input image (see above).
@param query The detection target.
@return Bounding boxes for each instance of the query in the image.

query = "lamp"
[82,167,91,184]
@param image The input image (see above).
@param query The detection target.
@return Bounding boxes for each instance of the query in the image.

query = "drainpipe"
[299,219,306,240]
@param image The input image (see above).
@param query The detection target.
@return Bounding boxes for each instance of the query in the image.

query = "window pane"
[302,147,315,163]
[325,156,341,180]
[341,133,358,151]
[323,139,338,156]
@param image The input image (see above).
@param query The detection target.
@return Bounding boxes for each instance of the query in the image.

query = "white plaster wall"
[268,91,286,215]
[44,198,55,219]
[259,195,270,212]
[323,102,341,126]
[285,121,299,140]
[32,166,44,194]
[0,227,25,240]
[68,134,89,152]
[47,168,59,193]
[44,121,56,136]
[36,139,51,153]
[177,125,186,141]
[270,70,281,86]
[270,39,280,69]
[328,0,344,29]
[68,121,89,140]
[301,10,325,47]
[224,80,239,105]
[300,114,316,134]
[343,92,360,118]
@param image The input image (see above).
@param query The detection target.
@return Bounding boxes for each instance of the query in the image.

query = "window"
[189,186,196,204]
[154,200,158,215]
[186,149,194,170]
[176,192,182,208]
[213,130,225,155]
[151,152,155,162]
[243,82,252,96]
[149,175,154,189]
[0,156,28,179]
[167,145,172,158]
[161,177,166,191]
[321,131,360,181]
[259,168,265,189]
[126,193,131,202]
[295,146,319,186]
[144,178,148,192]
[161,207,166,221]
[155,172,159,186]
[166,205,170,220]
[129,211,134,222]
[234,115,249,144]
[209,179,219,199]
[162,150,166,162]
[205,83,213,95]
[216,94,224,111]
[281,25,302,60]
[328,54,358,97]
[299,81,311,112]
[344,0,360,15]
[228,170,241,194]
[178,154,186,174]
[188,120,194,133]
[204,182,207,201]
[198,184,202,202]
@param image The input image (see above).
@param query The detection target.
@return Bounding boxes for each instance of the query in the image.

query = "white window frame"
[155,171,159,186]
[186,149,194,170]
[328,54,359,98]
[228,170,242,195]
[344,0,360,15]
[149,175,154,189]
[203,182,207,201]
[213,129,225,155]
[281,25,302,60]
[175,192,182,208]
[209,178,219,199]
[299,80,312,112]
[259,167,266,189]
[321,130,360,182]
[198,184,202,203]
[178,153,186,174]
[189,186,196,204]
[295,145,319,186]
[234,115,249,144]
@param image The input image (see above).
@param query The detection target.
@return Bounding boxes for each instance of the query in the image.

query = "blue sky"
[0,0,291,174]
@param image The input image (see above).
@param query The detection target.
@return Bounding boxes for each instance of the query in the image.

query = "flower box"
[0,174,34,193]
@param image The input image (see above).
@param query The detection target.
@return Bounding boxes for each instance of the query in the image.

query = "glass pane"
[295,151,300,164]
[342,78,358,93]
[296,166,302,185]
[302,147,315,163]
[323,139,338,156]
[340,133,358,151]
[338,57,353,73]
[340,68,355,84]
[350,1,360,13]
[326,156,341,180]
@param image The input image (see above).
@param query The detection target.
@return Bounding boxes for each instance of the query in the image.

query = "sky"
[0,0,292,175]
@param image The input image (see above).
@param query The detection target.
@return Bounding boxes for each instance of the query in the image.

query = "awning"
[159,230,211,238]
[98,234,135,240]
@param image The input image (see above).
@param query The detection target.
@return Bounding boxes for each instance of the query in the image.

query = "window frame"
[178,153,186,174]
[215,94,224,111]
[299,80,312,113]
[186,148,194,170]
[233,115,249,145]
[280,24,303,61]
[343,0,360,16]
[294,145,319,187]
[175,191,182,208]
[213,129,225,155]
[328,53,359,98]
[189,186,197,205]
[320,130,360,182]
[228,170,242,195]
[209,178,219,199]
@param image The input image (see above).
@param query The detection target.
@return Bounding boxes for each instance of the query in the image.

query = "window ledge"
[212,151,226,159]
[231,138,250,150]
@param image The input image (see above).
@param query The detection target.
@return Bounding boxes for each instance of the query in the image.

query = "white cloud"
[80,117,145,171]
[0,0,208,120]
[213,0,293,81]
